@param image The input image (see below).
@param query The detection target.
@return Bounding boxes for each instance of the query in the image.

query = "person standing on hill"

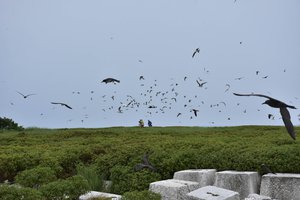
[139,119,144,128]
[148,120,152,127]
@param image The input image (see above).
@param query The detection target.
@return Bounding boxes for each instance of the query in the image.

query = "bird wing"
[63,104,72,109]
[280,107,296,140]
[233,93,274,100]
[25,94,36,97]
[134,164,145,171]
[17,91,25,97]
[196,80,201,86]
[51,102,72,109]
[192,51,196,58]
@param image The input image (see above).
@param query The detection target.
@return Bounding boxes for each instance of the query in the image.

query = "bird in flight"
[134,152,156,172]
[233,93,297,140]
[17,91,36,99]
[191,109,199,117]
[101,78,120,84]
[192,48,200,58]
[196,79,207,87]
[51,102,72,109]
[235,77,244,80]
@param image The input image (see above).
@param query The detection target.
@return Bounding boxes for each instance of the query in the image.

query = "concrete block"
[246,193,272,200]
[174,169,216,187]
[260,173,300,200]
[186,185,240,200]
[149,179,201,200]
[79,191,122,200]
[214,171,260,199]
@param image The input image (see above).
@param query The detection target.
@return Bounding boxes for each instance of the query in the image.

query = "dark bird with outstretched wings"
[134,153,156,172]
[101,78,120,84]
[233,93,296,140]
[17,91,36,99]
[192,48,200,58]
[51,102,72,109]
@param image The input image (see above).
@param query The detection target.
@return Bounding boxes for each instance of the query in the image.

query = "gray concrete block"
[260,173,300,200]
[214,171,260,199]
[186,185,240,200]
[79,191,122,200]
[174,169,216,187]
[149,179,201,200]
[246,193,272,200]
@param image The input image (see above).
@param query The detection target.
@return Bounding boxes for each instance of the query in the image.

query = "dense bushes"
[40,175,89,200]
[0,185,43,200]
[0,117,24,131]
[0,126,299,199]
[15,166,57,188]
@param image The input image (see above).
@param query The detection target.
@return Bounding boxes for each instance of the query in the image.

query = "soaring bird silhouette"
[134,153,156,172]
[51,102,72,109]
[17,91,36,99]
[196,80,207,87]
[233,93,297,140]
[192,48,200,58]
[101,78,120,84]
[191,109,199,117]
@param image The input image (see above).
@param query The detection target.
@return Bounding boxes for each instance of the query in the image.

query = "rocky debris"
[149,179,201,200]
[186,185,240,200]
[260,173,300,200]
[214,171,260,199]
[174,169,216,187]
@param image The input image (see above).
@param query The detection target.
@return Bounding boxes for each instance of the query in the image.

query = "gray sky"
[1,0,300,128]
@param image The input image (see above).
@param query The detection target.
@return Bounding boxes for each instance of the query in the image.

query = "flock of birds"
[12,47,299,141]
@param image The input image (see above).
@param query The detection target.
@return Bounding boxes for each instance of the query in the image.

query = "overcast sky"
[1,0,300,128]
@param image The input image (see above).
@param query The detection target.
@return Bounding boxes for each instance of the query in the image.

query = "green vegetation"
[0,126,299,199]
[0,117,24,131]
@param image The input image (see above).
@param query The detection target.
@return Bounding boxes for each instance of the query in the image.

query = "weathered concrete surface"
[214,171,260,199]
[260,173,300,200]
[186,185,240,200]
[174,169,216,187]
[246,193,272,200]
[79,191,122,200]
[149,179,201,200]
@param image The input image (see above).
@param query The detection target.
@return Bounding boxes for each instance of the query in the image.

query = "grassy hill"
[0,126,299,199]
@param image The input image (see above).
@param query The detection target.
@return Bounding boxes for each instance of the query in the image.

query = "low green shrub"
[110,165,161,194]
[0,117,24,131]
[76,164,104,191]
[40,175,89,200]
[15,166,57,188]
[0,184,43,200]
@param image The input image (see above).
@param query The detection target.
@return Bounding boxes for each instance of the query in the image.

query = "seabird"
[101,78,120,84]
[17,91,36,99]
[134,153,156,172]
[192,109,199,117]
[51,102,72,109]
[196,80,207,87]
[192,48,200,58]
[233,93,297,140]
